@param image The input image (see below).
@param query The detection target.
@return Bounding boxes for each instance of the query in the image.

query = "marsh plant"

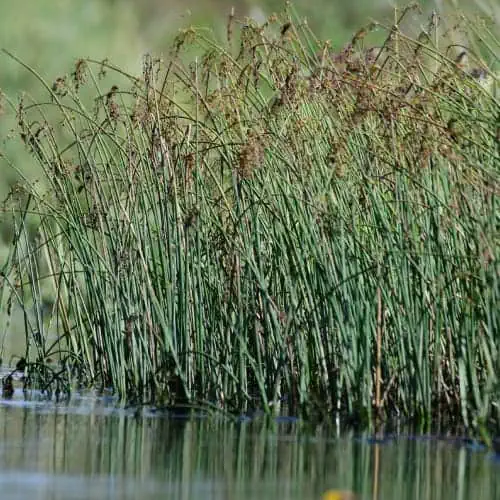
[0,4,498,430]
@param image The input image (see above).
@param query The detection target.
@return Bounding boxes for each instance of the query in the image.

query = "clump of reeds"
[0,3,498,431]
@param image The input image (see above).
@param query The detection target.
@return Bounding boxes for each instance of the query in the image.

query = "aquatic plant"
[0,3,498,430]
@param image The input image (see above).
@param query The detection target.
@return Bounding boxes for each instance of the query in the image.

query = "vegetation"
[0,3,498,432]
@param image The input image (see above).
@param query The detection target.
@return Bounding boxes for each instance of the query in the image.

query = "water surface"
[0,389,498,500]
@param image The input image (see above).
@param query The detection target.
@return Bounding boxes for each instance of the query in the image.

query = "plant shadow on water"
[0,390,499,500]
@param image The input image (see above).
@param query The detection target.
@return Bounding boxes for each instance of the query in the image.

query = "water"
[0,389,498,500]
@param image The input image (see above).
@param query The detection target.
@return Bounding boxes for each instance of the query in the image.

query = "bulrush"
[1,5,497,426]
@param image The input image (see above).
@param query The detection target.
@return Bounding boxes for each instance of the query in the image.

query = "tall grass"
[1,4,499,429]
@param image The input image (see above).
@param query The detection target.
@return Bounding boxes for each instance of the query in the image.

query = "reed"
[1,4,498,430]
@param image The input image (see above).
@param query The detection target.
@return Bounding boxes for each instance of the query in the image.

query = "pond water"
[0,387,498,500]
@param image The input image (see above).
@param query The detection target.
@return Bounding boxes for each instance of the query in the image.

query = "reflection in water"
[0,393,498,500]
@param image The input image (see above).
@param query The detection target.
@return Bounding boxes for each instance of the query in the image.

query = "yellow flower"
[322,490,357,500]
